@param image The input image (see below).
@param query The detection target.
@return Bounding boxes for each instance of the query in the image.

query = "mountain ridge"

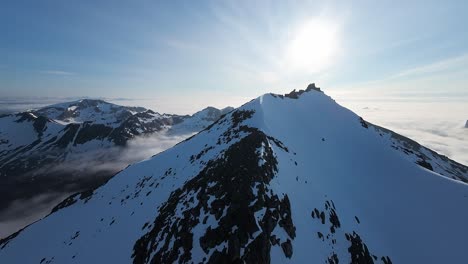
[0,99,232,238]
[1,85,467,263]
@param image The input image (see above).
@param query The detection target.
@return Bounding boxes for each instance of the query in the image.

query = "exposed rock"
[305,83,322,92]
[281,239,293,258]
[359,117,369,129]
[416,159,433,171]
[345,231,391,264]
[285,83,322,99]
[132,110,295,263]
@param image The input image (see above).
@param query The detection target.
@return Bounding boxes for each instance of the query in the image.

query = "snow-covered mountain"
[0,100,232,237]
[1,85,468,263]
[34,99,147,126]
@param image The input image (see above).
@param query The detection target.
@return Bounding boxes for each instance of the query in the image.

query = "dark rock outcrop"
[285,83,322,99]
[132,110,296,263]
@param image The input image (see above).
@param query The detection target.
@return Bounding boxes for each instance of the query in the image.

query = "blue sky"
[1,0,468,110]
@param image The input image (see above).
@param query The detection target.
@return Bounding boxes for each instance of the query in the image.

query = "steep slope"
[366,123,468,183]
[0,100,230,238]
[1,86,468,263]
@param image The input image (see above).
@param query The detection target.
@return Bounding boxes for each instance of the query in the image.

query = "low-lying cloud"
[0,131,194,238]
[335,98,468,166]
[25,132,194,179]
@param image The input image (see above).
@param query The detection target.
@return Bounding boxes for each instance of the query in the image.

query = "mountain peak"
[76,98,107,105]
[44,98,111,109]
[34,99,146,126]
[280,83,323,99]
[191,106,233,122]
[306,83,321,92]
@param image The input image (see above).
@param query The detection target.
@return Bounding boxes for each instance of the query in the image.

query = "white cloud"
[41,70,75,75]
[164,38,202,52]
[389,53,468,80]
[328,53,468,100]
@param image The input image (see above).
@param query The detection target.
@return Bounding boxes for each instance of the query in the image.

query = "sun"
[285,18,340,73]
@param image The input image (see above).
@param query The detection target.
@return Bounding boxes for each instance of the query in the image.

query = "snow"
[0,104,245,262]
[0,115,38,152]
[0,114,62,156]
[247,92,468,263]
[0,100,232,238]
[67,106,78,111]
[1,90,468,263]
[34,100,133,126]
[256,142,267,167]
[0,99,230,170]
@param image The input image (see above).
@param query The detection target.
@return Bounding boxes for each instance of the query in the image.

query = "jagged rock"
[285,83,322,99]
[305,83,322,92]
[281,239,293,258]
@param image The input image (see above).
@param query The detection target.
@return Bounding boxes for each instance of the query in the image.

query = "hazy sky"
[2,0,468,110]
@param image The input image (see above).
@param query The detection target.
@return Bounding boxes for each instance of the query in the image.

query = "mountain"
[0,99,231,237]
[1,85,468,263]
[34,99,147,126]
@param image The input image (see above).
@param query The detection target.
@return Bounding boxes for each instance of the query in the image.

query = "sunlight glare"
[286,18,339,73]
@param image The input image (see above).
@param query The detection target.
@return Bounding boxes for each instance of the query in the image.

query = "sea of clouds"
[334,97,468,166]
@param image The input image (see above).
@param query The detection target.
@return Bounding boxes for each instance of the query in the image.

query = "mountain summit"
[1,86,467,263]
[35,99,147,126]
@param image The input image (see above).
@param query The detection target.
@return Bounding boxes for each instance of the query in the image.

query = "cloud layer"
[334,97,468,166]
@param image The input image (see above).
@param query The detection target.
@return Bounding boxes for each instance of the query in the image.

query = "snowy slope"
[0,112,62,154]
[367,123,468,183]
[0,100,230,238]
[1,86,468,263]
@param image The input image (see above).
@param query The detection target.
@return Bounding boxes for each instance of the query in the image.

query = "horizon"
[1,85,467,166]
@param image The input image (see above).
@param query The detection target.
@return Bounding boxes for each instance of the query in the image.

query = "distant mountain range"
[0,99,232,237]
[1,84,467,263]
